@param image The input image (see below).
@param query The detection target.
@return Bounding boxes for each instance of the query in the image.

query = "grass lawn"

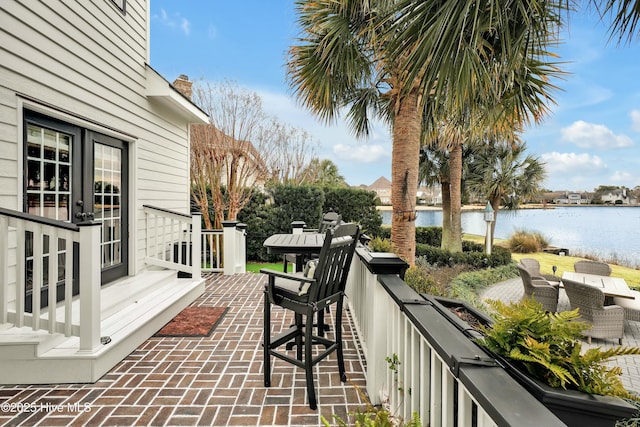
[463,233,640,288]
[246,262,290,274]
[247,235,640,288]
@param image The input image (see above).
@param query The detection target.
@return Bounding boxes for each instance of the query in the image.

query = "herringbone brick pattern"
[0,273,369,426]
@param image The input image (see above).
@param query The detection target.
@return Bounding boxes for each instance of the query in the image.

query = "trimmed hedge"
[376,226,442,246]
[415,241,511,268]
[238,184,381,261]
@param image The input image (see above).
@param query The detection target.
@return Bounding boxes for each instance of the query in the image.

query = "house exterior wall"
[0,1,205,276]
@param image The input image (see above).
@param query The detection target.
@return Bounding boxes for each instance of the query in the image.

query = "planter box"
[424,295,638,427]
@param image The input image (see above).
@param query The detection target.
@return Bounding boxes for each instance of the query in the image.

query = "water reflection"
[380,206,640,265]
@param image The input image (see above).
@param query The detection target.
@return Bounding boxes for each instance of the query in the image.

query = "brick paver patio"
[0,273,369,426]
[3,273,640,426]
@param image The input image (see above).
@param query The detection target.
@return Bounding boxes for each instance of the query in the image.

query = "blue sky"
[149,1,640,192]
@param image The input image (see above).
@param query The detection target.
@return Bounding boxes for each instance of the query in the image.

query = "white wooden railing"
[201,229,223,273]
[143,205,202,279]
[143,206,246,276]
[346,247,564,427]
[0,207,102,352]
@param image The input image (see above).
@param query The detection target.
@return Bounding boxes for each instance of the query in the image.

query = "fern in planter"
[477,298,640,399]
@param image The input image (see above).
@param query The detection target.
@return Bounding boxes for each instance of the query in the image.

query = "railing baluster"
[48,227,59,333]
[15,221,26,327]
[63,230,73,336]
[31,224,42,330]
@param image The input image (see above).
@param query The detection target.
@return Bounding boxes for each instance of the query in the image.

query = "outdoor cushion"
[299,259,319,295]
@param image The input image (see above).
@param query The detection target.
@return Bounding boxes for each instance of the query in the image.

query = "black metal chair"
[261,223,360,410]
[284,212,342,272]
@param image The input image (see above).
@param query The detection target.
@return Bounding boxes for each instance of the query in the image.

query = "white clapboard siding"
[0,0,207,275]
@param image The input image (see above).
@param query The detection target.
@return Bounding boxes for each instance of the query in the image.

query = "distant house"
[417,185,442,205]
[553,192,591,205]
[367,176,441,205]
[368,176,392,204]
[601,188,635,205]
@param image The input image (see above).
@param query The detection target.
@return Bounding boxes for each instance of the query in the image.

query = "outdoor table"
[263,232,327,337]
[263,232,325,272]
[561,271,635,299]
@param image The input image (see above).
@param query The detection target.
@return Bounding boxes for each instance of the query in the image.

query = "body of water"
[380,206,640,265]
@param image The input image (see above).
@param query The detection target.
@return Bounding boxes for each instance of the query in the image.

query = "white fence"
[346,247,564,427]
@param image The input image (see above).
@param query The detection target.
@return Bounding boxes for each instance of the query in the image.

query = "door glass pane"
[95,143,122,268]
[25,124,72,222]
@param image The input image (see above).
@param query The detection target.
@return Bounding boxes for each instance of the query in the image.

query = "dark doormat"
[155,306,229,337]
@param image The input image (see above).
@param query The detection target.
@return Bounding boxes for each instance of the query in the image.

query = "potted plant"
[424,295,640,427]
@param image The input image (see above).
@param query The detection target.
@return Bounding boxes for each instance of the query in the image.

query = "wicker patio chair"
[261,223,360,410]
[562,278,624,344]
[574,260,612,276]
[516,263,559,312]
[518,258,561,287]
[613,290,640,323]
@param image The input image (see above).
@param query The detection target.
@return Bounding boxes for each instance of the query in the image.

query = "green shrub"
[415,243,511,268]
[367,236,396,253]
[478,298,640,399]
[449,264,518,306]
[322,187,382,237]
[415,226,442,246]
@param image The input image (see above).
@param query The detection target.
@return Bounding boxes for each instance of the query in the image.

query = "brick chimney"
[172,74,192,99]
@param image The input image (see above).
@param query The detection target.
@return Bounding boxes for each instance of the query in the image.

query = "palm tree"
[287,0,422,263]
[300,158,348,187]
[288,0,570,263]
[389,0,640,255]
[381,0,567,254]
[466,141,547,248]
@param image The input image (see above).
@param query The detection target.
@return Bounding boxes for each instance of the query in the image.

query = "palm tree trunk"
[447,142,463,253]
[440,180,451,250]
[391,90,421,265]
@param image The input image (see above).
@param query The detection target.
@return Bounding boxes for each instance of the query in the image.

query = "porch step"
[0,327,67,358]
[0,269,206,384]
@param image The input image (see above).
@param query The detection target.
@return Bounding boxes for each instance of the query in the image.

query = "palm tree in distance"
[466,142,547,248]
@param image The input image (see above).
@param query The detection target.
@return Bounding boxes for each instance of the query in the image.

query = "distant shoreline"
[376,203,640,212]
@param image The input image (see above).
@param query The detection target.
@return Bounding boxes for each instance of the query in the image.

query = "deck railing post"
[222,221,238,275]
[191,213,202,279]
[291,221,305,234]
[78,222,102,352]
[236,223,247,273]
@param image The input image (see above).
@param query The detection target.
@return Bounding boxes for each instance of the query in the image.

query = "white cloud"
[180,18,191,36]
[631,110,640,133]
[541,152,607,174]
[154,8,191,36]
[610,170,635,183]
[333,143,388,163]
[560,120,633,149]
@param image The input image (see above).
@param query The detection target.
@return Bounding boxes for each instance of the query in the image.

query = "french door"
[24,112,128,310]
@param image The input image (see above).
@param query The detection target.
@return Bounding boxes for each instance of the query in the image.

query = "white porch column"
[78,222,102,352]
[222,221,238,275]
[191,213,202,279]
